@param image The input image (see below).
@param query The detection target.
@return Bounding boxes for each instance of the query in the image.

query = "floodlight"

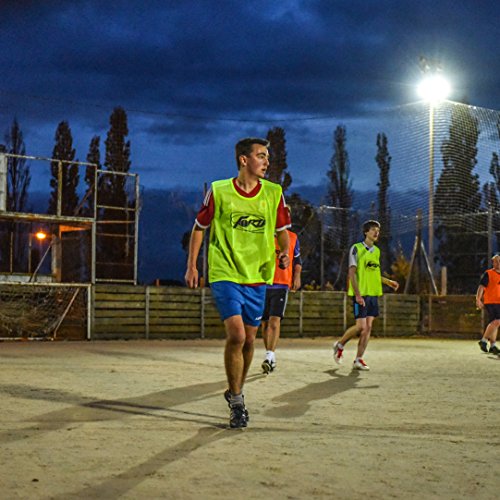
[417,74,451,102]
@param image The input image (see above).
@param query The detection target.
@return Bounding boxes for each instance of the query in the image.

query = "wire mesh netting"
[0,283,89,339]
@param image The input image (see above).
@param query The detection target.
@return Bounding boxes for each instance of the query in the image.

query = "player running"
[475,254,500,355]
[333,220,398,370]
[261,228,302,374]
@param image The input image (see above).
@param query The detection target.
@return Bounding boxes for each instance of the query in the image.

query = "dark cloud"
[2,0,499,113]
[0,0,499,188]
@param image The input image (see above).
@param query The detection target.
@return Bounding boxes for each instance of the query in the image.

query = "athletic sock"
[230,393,244,406]
[266,350,274,362]
[337,342,344,349]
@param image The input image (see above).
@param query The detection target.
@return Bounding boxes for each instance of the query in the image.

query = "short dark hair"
[235,137,269,168]
[362,219,381,235]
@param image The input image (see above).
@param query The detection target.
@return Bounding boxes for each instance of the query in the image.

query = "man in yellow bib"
[333,220,398,370]
[185,137,290,428]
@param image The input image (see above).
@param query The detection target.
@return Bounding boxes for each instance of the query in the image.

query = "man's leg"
[262,316,280,373]
[482,322,496,342]
[356,316,373,358]
[487,319,500,354]
[334,323,361,364]
[241,323,258,386]
[265,316,281,352]
[223,315,256,428]
[261,320,269,350]
[338,323,361,346]
[223,315,247,395]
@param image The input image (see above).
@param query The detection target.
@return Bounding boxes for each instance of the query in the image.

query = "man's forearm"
[349,271,361,296]
[276,229,289,254]
[187,225,204,268]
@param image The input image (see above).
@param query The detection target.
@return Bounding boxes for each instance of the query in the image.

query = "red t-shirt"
[195,178,291,231]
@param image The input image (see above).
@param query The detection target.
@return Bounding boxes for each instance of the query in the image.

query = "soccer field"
[1,338,498,499]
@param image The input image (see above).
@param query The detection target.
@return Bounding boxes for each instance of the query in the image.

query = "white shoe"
[333,341,344,364]
[353,358,370,371]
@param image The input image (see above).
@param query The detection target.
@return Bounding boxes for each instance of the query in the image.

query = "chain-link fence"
[294,205,500,295]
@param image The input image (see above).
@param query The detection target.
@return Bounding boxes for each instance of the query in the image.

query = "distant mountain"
[139,188,202,284]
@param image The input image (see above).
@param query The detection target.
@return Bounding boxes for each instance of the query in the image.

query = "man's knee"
[226,334,245,348]
[269,316,281,331]
[225,324,246,346]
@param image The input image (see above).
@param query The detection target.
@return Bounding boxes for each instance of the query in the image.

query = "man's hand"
[185,267,199,289]
[277,252,290,269]
[388,279,399,291]
[476,297,484,310]
[355,294,365,307]
[184,225,204,289]
[291,272,301,292]
[382,277,399,291]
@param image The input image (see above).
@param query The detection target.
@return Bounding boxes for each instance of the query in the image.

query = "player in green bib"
[185,137,290,428]
[333,220,399,370]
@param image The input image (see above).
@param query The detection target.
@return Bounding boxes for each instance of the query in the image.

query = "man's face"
[240,144,269,178]
[366,225,380,242]
[492,257,500,271]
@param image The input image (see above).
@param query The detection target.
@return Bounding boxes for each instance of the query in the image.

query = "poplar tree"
[266,127,292,192]
[375,132,392,271]
[2,118,31,271]
[84,135,100,217]
[101,107,132,279]
[104,106,130,207]
[48,121,79,216]
[434,103,482,292]
[326,125,353,288]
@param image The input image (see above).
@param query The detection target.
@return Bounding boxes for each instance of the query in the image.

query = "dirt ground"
[0,337,499,500]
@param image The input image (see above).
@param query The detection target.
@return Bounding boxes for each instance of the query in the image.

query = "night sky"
[1,0,499,192]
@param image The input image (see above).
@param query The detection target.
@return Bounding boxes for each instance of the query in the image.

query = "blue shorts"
[352,296,379,319]
[210,281,267,327]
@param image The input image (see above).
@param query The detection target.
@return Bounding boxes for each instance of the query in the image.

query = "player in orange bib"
[261,229,302,373]
[476,253,500,355]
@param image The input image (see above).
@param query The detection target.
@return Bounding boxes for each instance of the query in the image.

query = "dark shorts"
[262,287,289,320]
[210,281,266,327]
[352,296,379,319]
[484,303,500,323]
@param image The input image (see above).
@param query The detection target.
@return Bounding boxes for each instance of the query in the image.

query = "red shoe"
[333,342,344,364]
[353,358,370,371]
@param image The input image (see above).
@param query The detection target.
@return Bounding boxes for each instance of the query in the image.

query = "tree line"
[3,103,500,292]
[0,107,134,280]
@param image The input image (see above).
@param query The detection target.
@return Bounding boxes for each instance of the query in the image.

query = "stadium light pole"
[417,74,450,276]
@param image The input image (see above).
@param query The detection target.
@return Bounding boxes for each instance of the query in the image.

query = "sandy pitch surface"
[1,338,499,499]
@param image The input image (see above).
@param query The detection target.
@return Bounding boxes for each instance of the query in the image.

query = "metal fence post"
[145,286,150,339]
[200,287,206,339]
[319,207,324,289]
[487,203,493,257]
[343,292,347,332]
[383,294,387,335]
[299,290,303,336]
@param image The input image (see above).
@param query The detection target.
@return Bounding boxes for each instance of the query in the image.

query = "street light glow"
[35,231,47,240]
[417,74,451,102]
